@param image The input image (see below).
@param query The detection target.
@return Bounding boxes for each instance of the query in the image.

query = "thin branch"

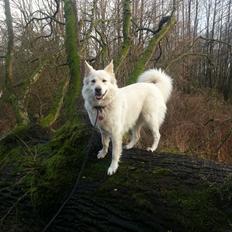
[0,192,28,224]
[165,52,214,70]
[136,27,156,34]
[25,0,64,27]
[199,36,232,48]
[216,128,232,153]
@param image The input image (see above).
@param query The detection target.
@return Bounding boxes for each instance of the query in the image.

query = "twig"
[216,128,232,153]
[0,192,27,224]
[165,52,214,70]
[15,135,34,157]
[199,36,232,48]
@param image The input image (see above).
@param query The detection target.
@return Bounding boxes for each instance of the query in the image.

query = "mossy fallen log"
[0,125,232,232]
[46,148,232,232]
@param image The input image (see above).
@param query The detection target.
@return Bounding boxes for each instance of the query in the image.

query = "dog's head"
[82,60,117,105]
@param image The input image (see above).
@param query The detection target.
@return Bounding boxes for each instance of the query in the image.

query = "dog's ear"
[85,60,95,74]
[104,60,114,74]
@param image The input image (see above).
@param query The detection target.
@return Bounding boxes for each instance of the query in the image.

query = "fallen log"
[0,125,232,232]
[47,146,232,232]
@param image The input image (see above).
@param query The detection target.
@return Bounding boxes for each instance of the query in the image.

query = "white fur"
[82,61,173,175]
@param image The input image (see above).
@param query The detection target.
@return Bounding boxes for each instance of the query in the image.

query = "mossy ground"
[0,122,90,230]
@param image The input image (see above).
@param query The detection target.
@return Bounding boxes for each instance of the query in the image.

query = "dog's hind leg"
[97,131,110,159]
[144,116,161,152]
[107,134,122,175]
[147,128,160,152]
[124,122,142,150]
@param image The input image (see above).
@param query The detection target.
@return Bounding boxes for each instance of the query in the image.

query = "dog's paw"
[146,147,155,152]
[97,149,107,159]
[124,144,133,150]
[107,162,119,176]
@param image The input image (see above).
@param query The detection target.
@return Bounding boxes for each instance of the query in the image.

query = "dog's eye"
[102,79,107,83]
[91,79,96,83]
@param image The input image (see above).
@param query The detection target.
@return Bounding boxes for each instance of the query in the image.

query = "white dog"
[82,60,172,175]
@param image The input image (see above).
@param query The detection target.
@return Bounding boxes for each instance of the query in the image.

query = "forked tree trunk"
[127,15,176,84]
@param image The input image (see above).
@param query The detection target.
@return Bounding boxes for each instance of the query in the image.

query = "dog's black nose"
[95,87,102,95]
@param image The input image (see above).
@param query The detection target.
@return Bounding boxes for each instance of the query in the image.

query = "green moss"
[164,184,232,231]
[63,0,81,120]
[131,193,154,212]
[28,122,89,213]
[152,167,173,176]
[40,75,68,127]
[0,122,90,218]
[77,154,232,232]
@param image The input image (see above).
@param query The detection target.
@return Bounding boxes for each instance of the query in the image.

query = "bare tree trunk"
[193,0,199,38]
[208,0,218,88]
[205,1,212,88]
[114,0,132,74]
[3,0,14,89]
[3,0,29,126]
[187,0,192,39]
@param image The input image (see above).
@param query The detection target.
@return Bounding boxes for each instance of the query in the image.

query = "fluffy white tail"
[137,69,173,102]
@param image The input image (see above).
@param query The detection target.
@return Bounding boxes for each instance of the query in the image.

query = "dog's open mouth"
[95,90,107,100]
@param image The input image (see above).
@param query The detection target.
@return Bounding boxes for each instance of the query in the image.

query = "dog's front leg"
[97,131,110,159]
[107,134,122,175]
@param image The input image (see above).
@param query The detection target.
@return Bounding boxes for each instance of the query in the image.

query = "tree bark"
[128,15,176,84]
[46,148,232,232]
[3,0,29,126]
[63,0,81,121]
[40,77,69,127]
[114,0,132,74]
[3,0,14,89]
